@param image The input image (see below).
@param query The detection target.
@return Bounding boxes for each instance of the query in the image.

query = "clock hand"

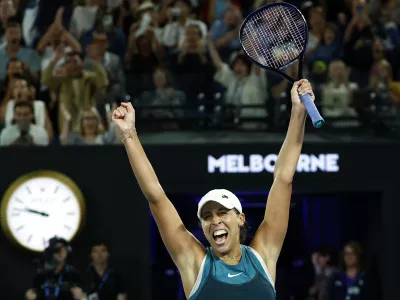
[14,208,50,217]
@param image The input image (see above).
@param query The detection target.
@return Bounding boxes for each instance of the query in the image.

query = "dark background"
[0,142,398,299]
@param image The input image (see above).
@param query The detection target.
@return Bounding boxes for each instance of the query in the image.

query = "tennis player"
[112,79,314,299]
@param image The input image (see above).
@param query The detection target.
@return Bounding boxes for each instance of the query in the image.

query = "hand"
[112,102,136,133]
[60,103,71,122]
[290,79,315,108]
[26,289,37,300]
[54,7,64,29]
[70,287,83,300]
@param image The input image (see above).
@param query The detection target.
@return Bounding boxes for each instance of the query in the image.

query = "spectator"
[81,5,127,61]
[70,0,104,40]
[321,60,358,117]
[307,23,342,83]
[307,7,327,54]
[343,11,374,86]
[308,245,339,300]
[85,240,127,300]
[162,0,207,51]
[208,36,267,128]
[329,241,365,300]
[138,67,186,120]
[59,103,117,145]
[0,0,19,48]
[36,7,82,72]
[41,49,108,132]
[3,74,54,140]
[0,18,41,81]
[125,26,164,97]
[170,24,214,103]
[0,101,49,146]
[85,31,126,104]
[210,5,242,61]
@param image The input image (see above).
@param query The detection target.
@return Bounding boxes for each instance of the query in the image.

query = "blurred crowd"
[0,0,399,146]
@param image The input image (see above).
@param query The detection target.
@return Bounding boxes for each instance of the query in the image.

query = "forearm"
[274,106,306,182]
[122,130,165,203]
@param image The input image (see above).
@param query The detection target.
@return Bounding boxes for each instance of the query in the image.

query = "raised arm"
[112,103,206,295]
[250,79,314,282]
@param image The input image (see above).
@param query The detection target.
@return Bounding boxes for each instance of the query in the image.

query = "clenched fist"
[112,102,136,134]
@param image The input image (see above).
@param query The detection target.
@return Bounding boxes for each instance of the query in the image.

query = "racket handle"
[299,93,325,128]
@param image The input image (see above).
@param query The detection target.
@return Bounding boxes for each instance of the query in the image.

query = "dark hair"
[66,51,84,60]
[90,240,111,252]
[186,23,203,37]
[341,241,363,271]
[316,244,338,267]
[234,209,250,244]
[5,17,20,29]
[14,100,33,113]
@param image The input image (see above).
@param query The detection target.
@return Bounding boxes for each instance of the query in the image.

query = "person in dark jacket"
[329,241,365,300]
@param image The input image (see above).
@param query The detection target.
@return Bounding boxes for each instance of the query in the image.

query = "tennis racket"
[239,2,325,128]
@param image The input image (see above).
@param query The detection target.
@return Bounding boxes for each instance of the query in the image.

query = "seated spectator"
[170,24,214,103]
[329,241,365,300]
[368,59,400,110]
[208,37,267,128]
[60,103,117,146]
[138,67,186,120]
[125,27,164,97]
[0,18,41,82]
[0,58,27,119]
[41,49,108,132]
[210,5,242,61]
[4,74,54,140]
[0,0,19,48]
[162,0,207,51]
[85,31,126,104]
[321,60,358,117]
[0,101,49,146]
[36,7,82,72]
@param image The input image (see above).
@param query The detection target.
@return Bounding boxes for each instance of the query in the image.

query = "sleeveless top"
[189,245,276,300]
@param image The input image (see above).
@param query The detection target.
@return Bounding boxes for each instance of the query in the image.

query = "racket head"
[239,2,309,80]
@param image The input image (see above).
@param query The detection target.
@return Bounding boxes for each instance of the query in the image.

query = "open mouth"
[213,229,228,245]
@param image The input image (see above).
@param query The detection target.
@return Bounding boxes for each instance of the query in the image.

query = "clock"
[0,170,86,252]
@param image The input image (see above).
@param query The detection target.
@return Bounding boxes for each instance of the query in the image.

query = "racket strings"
[241,5,307,69]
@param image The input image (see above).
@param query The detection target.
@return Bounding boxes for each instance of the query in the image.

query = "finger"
[117,107,127,116]
[292,79,306,91]
[121,102,135,112]
[112,110,120,118]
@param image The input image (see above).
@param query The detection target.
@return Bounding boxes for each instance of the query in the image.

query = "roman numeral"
[54,186,59,194]
[15,198,23,204]
[28,235,32,243]
[66,212,75,216]
[63,197,71,203]
[26,187,32,194]
[64,225,71,231]
[16,225,24,231]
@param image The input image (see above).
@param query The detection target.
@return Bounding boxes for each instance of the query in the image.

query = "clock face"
[1,173,85,252]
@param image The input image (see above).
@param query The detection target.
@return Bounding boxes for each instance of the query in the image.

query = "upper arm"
[250,177,292,277]
[149,194,206,271]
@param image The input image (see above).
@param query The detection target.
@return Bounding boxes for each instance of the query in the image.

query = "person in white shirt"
[162,0,207,50]
[0,101,49,146]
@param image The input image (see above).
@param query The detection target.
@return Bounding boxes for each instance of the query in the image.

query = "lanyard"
[44,273,63,299]
[97,269,110,291]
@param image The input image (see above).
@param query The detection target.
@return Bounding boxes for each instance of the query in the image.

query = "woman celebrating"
[112,79,315,299]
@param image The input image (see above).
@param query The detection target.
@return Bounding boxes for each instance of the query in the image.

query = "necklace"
[219,249,242,261]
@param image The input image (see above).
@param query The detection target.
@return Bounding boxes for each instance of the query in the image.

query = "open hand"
[112,102,136,133]
[290,79,315,108]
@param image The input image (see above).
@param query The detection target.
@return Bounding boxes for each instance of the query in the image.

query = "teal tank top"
[189,245,276,299]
